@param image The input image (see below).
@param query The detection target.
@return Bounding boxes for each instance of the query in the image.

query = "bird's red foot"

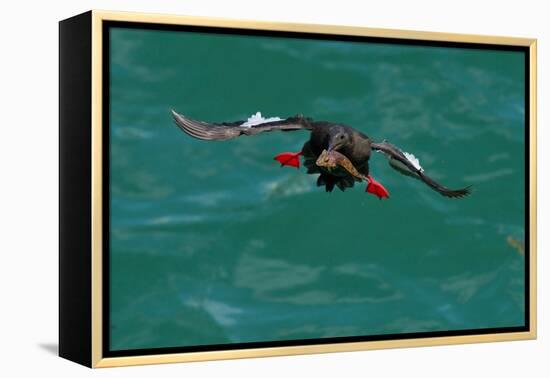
[366,175,389,199]
[274,151,303,168]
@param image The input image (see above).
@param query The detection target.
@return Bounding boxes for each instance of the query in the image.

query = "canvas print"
[107,25,527,353]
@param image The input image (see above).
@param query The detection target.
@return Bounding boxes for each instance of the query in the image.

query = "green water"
[108,27,526,351]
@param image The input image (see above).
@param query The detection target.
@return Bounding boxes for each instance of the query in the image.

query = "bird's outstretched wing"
[172,110,313,141]
[371,140,471,198]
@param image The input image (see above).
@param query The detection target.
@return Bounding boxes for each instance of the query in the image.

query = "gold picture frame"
[59,9,537,368]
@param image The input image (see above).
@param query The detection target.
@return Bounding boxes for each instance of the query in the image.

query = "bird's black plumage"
[172,110,471,198]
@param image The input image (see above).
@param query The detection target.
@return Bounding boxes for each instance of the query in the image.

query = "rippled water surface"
[108,27,526,351]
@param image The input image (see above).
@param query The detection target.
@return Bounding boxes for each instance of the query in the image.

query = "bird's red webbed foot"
[274,151,303,168]
[366,175,389,199]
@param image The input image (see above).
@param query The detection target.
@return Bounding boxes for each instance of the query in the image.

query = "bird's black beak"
[327,141,334,152]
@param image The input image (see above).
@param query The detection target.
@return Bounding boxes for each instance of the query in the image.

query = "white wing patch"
[241,112,282,127]
[403,151,424,172]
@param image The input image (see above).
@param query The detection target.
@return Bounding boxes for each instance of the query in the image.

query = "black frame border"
[59,11,94,367]
[101,20,531,359]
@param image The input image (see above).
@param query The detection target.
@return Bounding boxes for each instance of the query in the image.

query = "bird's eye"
[340,135,344,139]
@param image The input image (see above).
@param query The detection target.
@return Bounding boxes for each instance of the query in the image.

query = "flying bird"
[171,110,471,199]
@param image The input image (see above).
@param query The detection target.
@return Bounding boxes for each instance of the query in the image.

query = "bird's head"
[327,125,351,152]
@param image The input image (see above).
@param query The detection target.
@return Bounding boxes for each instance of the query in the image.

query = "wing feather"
[172,110,312,141]
[372,140,471,198]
